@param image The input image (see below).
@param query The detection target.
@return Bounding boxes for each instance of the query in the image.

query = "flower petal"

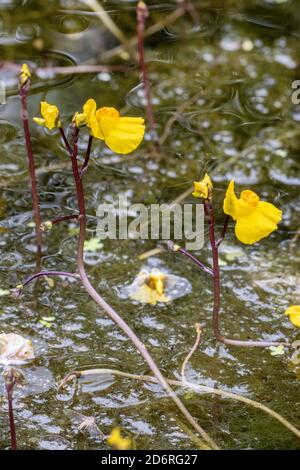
[83,99,97,122]
[40,101,60,130]
[96,107,119,138]
[235,201,281,244]
[104,116,145,154]
[257,201,282,225]
[285,305,300,327]
[33,117,46,127]
[223,180,239,220]
[82,99,105,139]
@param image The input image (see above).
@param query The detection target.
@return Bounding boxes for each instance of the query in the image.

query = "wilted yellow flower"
[285,306,300,327]
[107,427,132,450]
[76,99,145,154]
[123,269,192,306]
[223,180,282,244]
[19,63,31,86]
[131,272,169,305]
[192,173,213,199]
[33,101,61,130]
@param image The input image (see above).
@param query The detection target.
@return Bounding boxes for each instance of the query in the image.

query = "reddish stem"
[137,1,156,136]
[52,214,79,225]
[216,215,229,247]
[178,247,214,277]
[4,375,17,450]
[19,83,42,252]
[59,127,73,155]
[79,135,93,177]
[167,240,213,277]
[21,271,79,289]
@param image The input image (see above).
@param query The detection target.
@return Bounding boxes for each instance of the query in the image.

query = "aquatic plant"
[19,65,42,254]
[169,173,291,348]
[15,64,218,450]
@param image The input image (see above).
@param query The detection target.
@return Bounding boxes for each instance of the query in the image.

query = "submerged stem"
[59,367,300,441]
[181,323,202,382]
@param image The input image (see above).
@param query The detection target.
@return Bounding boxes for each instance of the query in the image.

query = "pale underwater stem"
[58,367,300,441]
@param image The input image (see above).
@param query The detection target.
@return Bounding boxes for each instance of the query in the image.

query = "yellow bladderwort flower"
[33,101,61,130]
[73,98,97,128]
[192,173,213,200]
[76,99,145,154]
[285,306,300,327]
[131,271,169,305]
[19,63,31,86]
[223,180,282,244]
[123,269,191,305]
[107,427,132,450]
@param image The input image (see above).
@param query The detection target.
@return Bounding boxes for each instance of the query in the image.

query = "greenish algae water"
[0,0,299,450]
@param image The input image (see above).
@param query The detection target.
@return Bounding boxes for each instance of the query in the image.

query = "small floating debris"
[121,269,192,305]
[65,409,104,439]
[0,333,35,366]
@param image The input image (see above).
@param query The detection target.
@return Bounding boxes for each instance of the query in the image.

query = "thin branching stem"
[19,80,42,252]
[79,135,93,176]
[137,1,156,135]
[168,241,213,277]
[17,271,79,296]
[215,215,229,247]
[58,367,300,441]
[51,214,79,225]
[59,127,73,155]
[181,323,202,382]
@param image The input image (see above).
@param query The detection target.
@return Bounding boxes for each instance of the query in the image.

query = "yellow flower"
[107,427,132,450]
[19,63,31,86]
[33,101,61,130]
[77,99,145,154]
[124,269,191,305]
[285,306,300,327]
[192,173,213,199]
[129,271,170,305]
[223,180,282,244]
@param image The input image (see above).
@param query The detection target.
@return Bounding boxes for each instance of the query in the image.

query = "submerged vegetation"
[0,0,299,451]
